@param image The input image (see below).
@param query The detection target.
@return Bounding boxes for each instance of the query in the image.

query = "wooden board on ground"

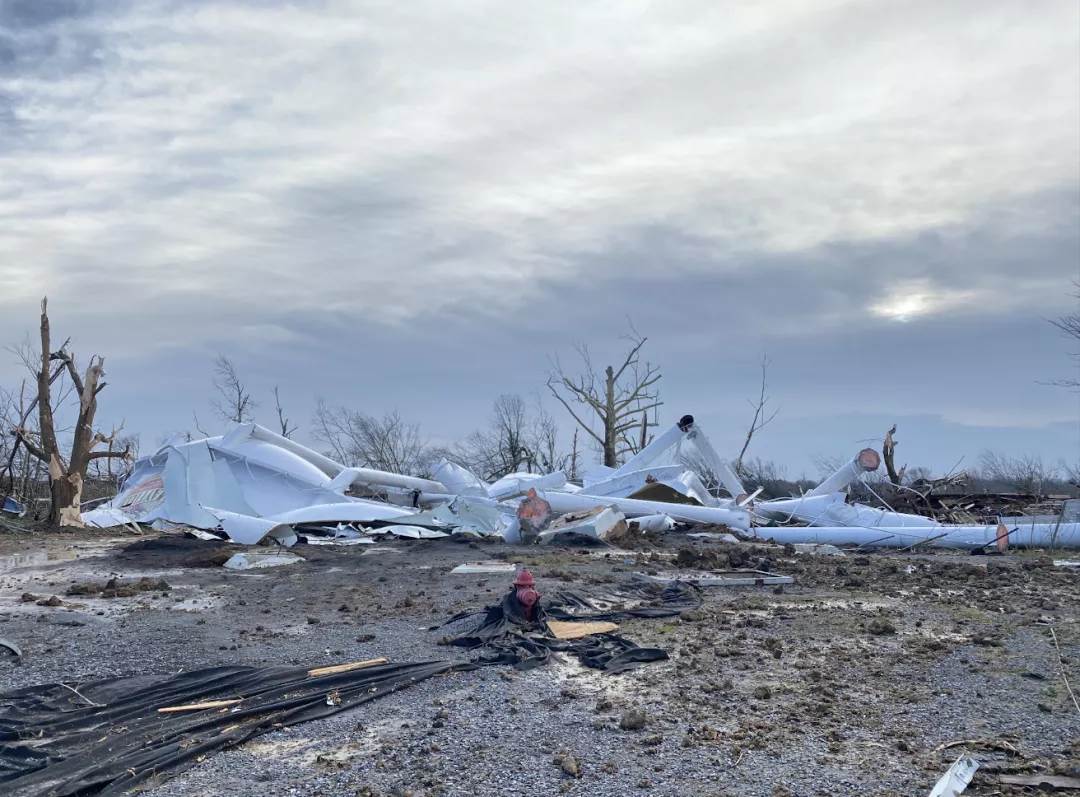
[307,657,388,678]
[546,620,619,640]
[158,699,242,714]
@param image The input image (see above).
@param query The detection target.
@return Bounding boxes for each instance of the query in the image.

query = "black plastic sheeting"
[438,578,702,672]
[0,660,462,796]
[0,578,700,796]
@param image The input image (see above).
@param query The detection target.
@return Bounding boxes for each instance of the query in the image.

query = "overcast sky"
[1,0,1077,477]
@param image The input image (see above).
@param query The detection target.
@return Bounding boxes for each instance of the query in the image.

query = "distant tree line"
[2,292,1078,524]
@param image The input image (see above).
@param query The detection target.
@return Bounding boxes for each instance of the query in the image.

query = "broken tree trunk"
[16,298,128,526]
[882,424,905,487]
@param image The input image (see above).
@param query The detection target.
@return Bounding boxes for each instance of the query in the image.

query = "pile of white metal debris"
[82,416,1080,550]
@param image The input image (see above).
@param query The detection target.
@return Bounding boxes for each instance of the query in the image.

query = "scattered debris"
[516,488,553,543]
[450,561,517,575]
[0,637,21,658]
[66,577,171,598]
[928,756,980,797]
[998,774,1080,790]
[637,570,794,587]
[791,543,845,556]
[629,513,676,532]
[553,751,581,778]
[222,551,305,570]
[933,738,1022,756]
[306,658,388,678]
[539,506,628,544]
[2,496,26,517]
[1043,623,1080,715]
[157,698,243,714]
[73,417,1080,550]
[0,658,460,794]
[619,708,648,730]
[686,531,741,542]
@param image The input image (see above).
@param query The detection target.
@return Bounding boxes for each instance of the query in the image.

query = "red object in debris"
[516,488,553,540]
[514,568,540,620]
[516,586,540,620]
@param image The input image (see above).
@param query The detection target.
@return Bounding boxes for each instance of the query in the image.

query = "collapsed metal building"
[82,417,1080,550]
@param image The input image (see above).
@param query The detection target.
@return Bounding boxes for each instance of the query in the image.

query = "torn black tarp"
[0,660,461,797]
[437,578,701,672]
[0,580,696,796]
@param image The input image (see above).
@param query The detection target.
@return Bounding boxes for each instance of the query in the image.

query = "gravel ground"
[1,530,1077,796]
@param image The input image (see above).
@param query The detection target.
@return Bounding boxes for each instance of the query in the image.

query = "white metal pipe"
[328,467,446,494]
[750,522,1080,549]
[806,448,881,497]
[758,493,940,529]
[535,489,751,531]
[609,417,693,477]
[226,423,345,479]
[584,466,687,498]
[682,421,745,500]
[487,471,567,500]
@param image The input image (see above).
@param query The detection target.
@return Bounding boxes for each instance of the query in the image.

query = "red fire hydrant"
[513,568,540,621]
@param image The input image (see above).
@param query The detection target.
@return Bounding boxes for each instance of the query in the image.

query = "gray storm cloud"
[0,0,1077,471]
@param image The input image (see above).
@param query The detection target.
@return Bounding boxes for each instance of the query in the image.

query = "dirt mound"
[114,535,236,568]
[67,576,171,598]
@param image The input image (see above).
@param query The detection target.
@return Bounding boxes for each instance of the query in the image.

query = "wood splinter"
[307,657,388,678]
[157,699,243,714]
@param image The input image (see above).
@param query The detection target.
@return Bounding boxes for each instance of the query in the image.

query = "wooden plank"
[157,699,242,714]
[307,657,388,678]
[999,774,1080,789]
[546,620,618,640]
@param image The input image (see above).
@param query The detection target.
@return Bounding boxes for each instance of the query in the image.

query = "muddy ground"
[0,528,1077,796]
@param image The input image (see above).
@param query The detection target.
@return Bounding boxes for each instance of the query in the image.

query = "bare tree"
[455,395,534,480]
[978,450,1059,495]
[211,355,256,424]
[272,386,297,438]
[547,332,662,468]
[1046,280,1080,388]
[531,403,566,473]
[312,401,429,475]
[9,298,129,525]
[734,355,779,475]
[566,427,580,483]
[451,395,567,480]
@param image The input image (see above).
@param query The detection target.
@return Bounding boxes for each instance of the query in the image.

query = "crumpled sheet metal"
[756,492,940,529]
[204,507,297,547]
[80,419,747,545]
[81,424,479,544]
[538,488,752,531]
